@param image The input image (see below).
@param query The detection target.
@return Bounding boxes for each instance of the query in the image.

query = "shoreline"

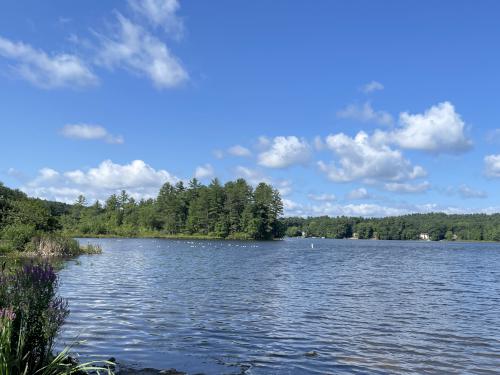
[70,233,284,241]
[71,234,500,243]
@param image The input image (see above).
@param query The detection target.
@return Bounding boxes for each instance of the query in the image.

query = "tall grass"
[23,236,102,257]
[0,263,113,374]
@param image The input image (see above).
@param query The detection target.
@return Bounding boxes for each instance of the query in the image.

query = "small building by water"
[419,233,430,241]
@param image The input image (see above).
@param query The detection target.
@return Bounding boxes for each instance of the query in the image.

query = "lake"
[57,238,500,374]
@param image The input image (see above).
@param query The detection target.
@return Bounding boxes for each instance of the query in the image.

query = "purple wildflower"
[0,307,16,321]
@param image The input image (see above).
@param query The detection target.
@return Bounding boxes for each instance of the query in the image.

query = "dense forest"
[54,178,284,240]
[282,213,500,241]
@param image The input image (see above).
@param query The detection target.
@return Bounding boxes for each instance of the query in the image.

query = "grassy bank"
[66,231,269,241]
[1,234,102,258]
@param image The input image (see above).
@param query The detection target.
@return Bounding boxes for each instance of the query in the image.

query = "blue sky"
[1,0,500,217]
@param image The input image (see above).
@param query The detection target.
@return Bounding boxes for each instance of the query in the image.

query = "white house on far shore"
[419,233,430,241]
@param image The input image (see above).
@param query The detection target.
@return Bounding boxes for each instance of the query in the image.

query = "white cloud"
[457,185,487,199]
[384,181,431,194]
[337,102,393,126]
[276,180,293,196]
[60,124,124,144]
[379,101,472,154]
[129,0,184,39]
[283,198,500,218]
[318,131,426,183]
[96,13,188,89]
[22,159,178,203]
[283,199,411,218]
[194,164,214,180]
[0,36,97,89]
[227,145,252,157]
[346,187,370,200]
[361,80,384,94]
[308,193,336,202]
[258,136,311,168]
[234,166,271,186]
[233,166,292,196]
[484,154,500,178]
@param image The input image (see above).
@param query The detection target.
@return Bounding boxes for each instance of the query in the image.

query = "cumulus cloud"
[378,101,472,154]
[484,154,500,178]
[337,102,393,126]
[22,159,178,203]
[194,164,215,180]
[346,187,370,200]
[129,0,184,39]
[96,13,188,89]
[0,36,97,89]
[384,181,431,194]
[318,131,426,183]
[227,145,252,157]
[60,124,124,144]
[361,80,384,94]
[258,136,311,168]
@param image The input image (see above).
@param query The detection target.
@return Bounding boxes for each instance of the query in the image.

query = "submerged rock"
[305,351,318,357]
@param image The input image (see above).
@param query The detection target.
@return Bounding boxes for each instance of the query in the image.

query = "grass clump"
[20,235,102,257]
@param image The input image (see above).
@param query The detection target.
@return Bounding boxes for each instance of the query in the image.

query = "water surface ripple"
[57,238,500,374]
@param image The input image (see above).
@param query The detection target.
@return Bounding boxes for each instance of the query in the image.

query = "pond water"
[57,238,500,374]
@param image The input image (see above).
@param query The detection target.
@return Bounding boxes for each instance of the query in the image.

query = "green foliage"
[281,213,500,241]
[1,224,37,251]
[59,178,285,240]
[286,226,302,237]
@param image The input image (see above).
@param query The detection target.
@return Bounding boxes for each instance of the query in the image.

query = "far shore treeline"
[3,179,500,252]
[283,214,500,241]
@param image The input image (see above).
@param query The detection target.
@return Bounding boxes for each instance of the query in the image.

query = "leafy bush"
[0,241,12,254]
[1,224,36,251]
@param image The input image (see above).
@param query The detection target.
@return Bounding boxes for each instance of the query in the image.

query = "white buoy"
[311,243,314,249]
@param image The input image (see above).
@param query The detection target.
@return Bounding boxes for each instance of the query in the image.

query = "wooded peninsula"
[2,178,500,255]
